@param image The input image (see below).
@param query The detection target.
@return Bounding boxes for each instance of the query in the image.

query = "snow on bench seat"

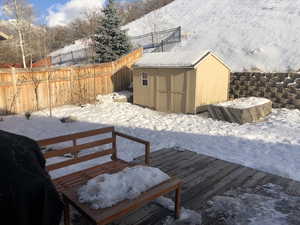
[78,165,170,209]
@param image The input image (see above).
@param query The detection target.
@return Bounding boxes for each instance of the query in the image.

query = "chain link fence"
[129,26,181,52]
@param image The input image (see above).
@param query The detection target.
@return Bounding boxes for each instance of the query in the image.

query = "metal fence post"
[179,26,182,42]
[151,32,154,47]
[71,51,74,63]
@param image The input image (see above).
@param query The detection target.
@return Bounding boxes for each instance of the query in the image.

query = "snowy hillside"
[49,38,93,65]
[124,0,300,72]
[50,39,91,57]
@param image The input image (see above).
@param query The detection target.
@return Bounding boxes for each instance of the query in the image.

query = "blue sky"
[28,0,63,14]
[26,0,139,26]
[29,0,138,17]
[0,0,139,25]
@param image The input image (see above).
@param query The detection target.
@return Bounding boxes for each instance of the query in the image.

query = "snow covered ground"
[96,91,132,103]
[123,0,300,72]
[1,102,300,181]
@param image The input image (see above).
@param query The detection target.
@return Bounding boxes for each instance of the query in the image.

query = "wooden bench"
[37,127,182,225]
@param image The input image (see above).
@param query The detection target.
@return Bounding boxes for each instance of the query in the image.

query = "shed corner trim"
[209,52,231,71]
[193,52,231,71]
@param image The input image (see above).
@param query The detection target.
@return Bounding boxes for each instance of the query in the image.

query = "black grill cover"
[0,130,63,225]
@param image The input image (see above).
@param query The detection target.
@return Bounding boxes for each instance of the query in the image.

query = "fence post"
[93,65,96,104]
[84,48,88,63]
[68,69,73,103]
[71,68,77,103]
[151,32,154,47]
[111,62,115,92]
[178,26,182,42]
[11,67,19,113]
[47,71,53,117]
[71,51,74,63]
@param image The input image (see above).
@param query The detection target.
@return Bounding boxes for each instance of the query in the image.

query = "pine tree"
[94,0,131,63]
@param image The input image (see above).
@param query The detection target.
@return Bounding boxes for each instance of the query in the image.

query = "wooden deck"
[110,148,300,225]
[71,148,300,225]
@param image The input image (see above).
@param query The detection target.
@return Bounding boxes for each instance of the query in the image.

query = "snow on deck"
[1,102,300,181]
[203,183,300,225]
[215,97,271,109]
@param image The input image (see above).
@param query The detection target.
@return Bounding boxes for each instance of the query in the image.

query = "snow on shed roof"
[134,51,212,68]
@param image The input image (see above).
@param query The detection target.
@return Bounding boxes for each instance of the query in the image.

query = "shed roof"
[0,32,10,40]
[134,51,211,68]
[134,50,231,70]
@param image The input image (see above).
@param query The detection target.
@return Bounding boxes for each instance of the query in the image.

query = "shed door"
[171,73,185,113]
[156,73,186,113]
[156,75,170,112]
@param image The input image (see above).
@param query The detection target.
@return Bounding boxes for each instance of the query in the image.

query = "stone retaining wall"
[230,73,300,109]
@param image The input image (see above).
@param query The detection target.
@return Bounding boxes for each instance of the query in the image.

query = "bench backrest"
[37,127,117,171]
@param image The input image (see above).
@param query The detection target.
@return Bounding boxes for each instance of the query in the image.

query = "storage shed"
[133,51,231,113]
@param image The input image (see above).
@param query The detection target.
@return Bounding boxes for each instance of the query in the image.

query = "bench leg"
[63,196,71,225]
[175,184,181,219]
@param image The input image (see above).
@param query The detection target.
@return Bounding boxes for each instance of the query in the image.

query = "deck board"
[70,148,300,225]
[122,148,300,225]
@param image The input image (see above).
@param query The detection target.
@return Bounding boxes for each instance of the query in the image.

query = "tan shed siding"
[167,69,195,113]
[195,54,230,108]
[155,68,196,113]
[185,70,197,113]
[133,67,197,113]
[133,69,156,108]
[156,70,170,112]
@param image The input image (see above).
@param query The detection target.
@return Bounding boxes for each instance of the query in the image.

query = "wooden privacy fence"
[0,48,143,115]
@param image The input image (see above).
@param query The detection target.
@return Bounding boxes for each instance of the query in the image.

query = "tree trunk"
[14,0,27,68]
[17,27,27,68]
[13,0,27,69]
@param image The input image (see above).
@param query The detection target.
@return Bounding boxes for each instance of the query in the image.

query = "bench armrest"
[114,131,150,166]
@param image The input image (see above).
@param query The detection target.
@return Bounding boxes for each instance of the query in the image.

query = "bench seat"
[62,177,181,225]
[38,127,182,225]
[52,159,130,192]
